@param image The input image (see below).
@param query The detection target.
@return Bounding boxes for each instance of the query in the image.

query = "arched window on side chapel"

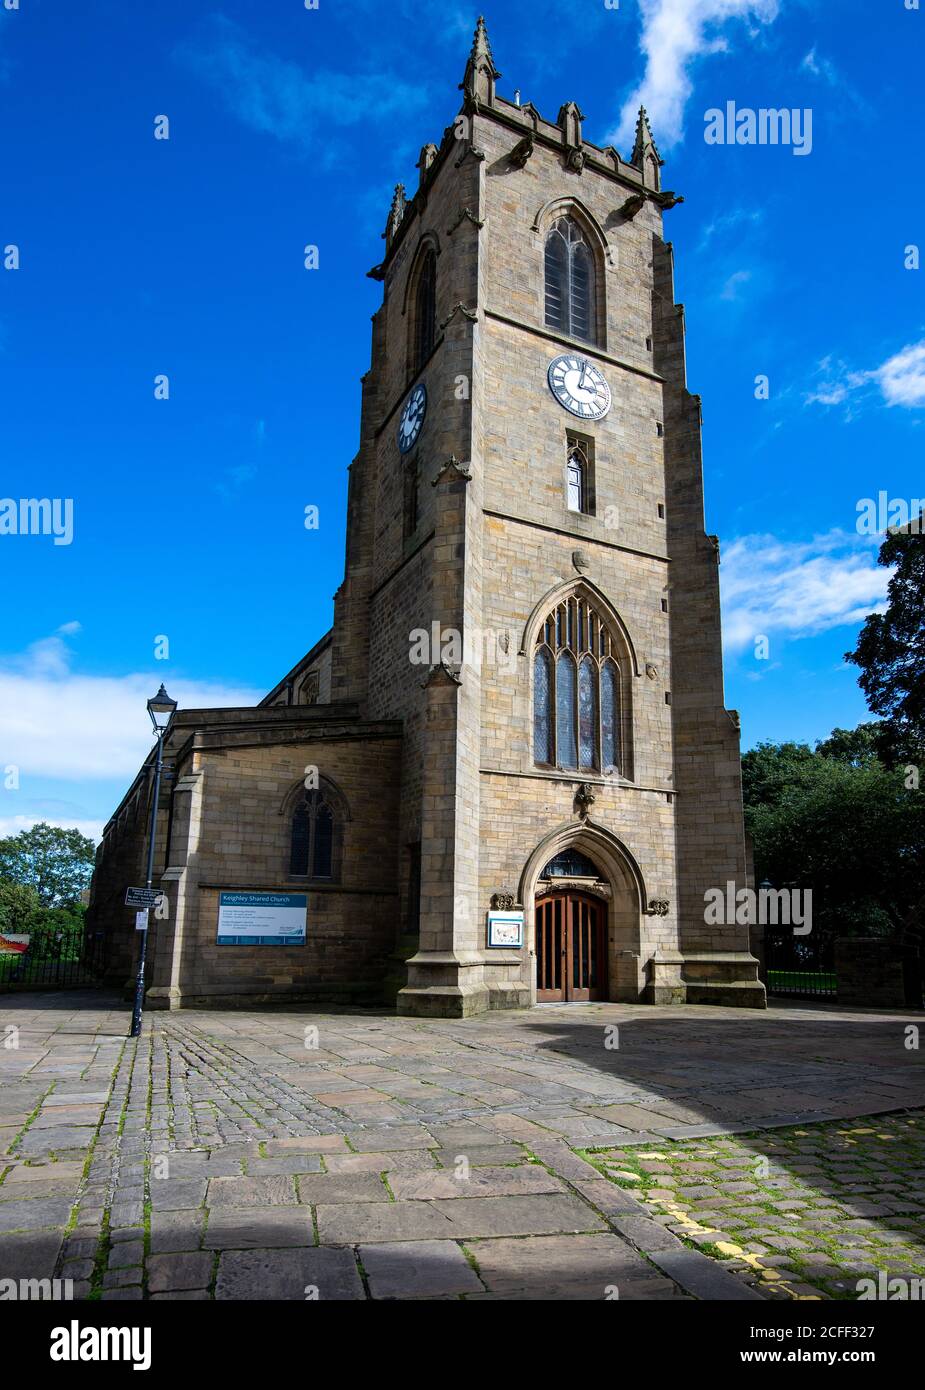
[289,790,335,879]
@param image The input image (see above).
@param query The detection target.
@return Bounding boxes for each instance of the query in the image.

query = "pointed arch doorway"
[535,849,608,1002]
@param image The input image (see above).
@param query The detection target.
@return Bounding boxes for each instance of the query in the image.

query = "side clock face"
[397,383,427,454]
[547,354,612,421]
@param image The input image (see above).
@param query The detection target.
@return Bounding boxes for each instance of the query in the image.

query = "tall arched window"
[290,789,335,879]
[545,216,596,343]
[413,248,437,370]
[533,594,627,774]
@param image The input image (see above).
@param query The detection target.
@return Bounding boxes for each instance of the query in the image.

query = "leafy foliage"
[742,729,924,940]
[847,528,925,765]
[0,879,44,936]
[0,822,96,908]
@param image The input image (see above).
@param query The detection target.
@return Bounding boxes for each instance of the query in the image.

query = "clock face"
[397,383,427,454]
[547,354,612,421]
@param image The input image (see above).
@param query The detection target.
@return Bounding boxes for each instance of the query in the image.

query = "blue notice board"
[217,891,307,946]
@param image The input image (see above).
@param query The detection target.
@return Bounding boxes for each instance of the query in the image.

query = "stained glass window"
[533,598,627,774]
[556,653,577,770]
[533,648,553,764]
[578,657,597,770]
[601,659,618,773]
[290,804,310,876]
[290,791,336,879]
[542,849,600,878]
[313,805,334,878]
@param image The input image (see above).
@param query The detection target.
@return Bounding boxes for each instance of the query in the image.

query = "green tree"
[743,733,924,940]
[846,528,925,764]
[0,879,43,936]
[814,722,884,767]
[0,822,96,908]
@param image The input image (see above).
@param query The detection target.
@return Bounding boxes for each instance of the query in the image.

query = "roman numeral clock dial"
[547,354,612,421]
[397,383,427,453]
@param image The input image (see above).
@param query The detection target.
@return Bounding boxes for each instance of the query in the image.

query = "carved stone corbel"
[454,144,486,169]
[422,661,462,690]
[574,783,596,820]
[439,302,478,330]
[491,893,516,911]
[646,899,670,916]
[446,207,485,236]
[431,455,472,487]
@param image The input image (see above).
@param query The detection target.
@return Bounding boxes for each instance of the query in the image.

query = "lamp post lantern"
[130,684,177,1039]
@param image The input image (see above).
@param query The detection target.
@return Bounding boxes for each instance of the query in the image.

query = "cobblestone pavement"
[1,993,922,1301]
[583,1111,925,1300]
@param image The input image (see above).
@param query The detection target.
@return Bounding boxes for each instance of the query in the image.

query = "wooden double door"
[535,892,607,1002]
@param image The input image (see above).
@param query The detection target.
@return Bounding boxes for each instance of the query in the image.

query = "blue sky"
[1,0,923,840]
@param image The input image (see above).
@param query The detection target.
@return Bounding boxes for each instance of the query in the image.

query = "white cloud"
[720,268,752,301]
[177,15,426,154]
[0,815,105,844]
[612,0,780,151]
[720,530,890,652]
[806,341,925,413]
[875,342,925,408]
[697,206,763,251]
[801,47,837,84]
[0,628,263,781]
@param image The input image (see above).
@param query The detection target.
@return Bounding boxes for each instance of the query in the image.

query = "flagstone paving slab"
[215,1246,364,1300]
[296,1172,391,1204]
[388,1164,565,1201]
[360,1239,484,1299]
[321,1150,439,1175]
[203,1207,315,1249]
[432,1193,609,1240]
[316,1201,457,1244]
[467,1233,682,1299]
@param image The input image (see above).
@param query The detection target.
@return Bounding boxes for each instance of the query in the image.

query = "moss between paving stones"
[578,1110,925,1301]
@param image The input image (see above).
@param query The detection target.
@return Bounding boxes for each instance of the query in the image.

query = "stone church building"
[88,20,765,1016]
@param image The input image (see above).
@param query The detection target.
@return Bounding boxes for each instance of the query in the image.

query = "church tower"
[88,18,766,1016]
[330,18,766,1016]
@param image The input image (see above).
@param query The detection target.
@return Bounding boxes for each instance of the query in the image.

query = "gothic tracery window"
[289,789,335,879]
[544,216,596,343]
[534,595,625,774]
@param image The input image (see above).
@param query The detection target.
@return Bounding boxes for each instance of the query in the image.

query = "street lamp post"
[130,684,177,1039]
